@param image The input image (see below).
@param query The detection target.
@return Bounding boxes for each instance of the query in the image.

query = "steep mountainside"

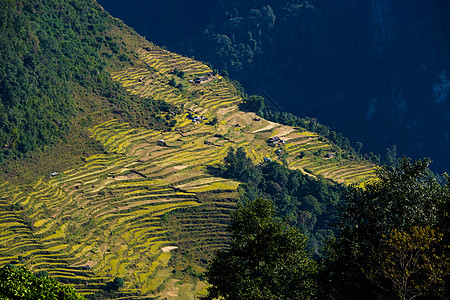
[0,0,376,299]
[98,0,450,173]
[0,0,174,182]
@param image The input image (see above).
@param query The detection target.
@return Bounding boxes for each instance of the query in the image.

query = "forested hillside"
[204,159,449,299]
[0,0,173,180]
[0,0,448,299]
[98,0,450,173]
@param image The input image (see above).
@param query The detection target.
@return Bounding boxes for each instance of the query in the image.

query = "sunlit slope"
[0,44,376,300]
[0,119,239,298]
[112,45,377,185]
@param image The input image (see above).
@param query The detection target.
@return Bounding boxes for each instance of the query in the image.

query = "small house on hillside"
[324,152,336,159]
[191,115,205,124]
[267,136,281,144]
[194,76,208,84]
[157,140,167,147]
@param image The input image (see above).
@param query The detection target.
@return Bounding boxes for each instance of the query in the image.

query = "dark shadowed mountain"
[98,0,450,173]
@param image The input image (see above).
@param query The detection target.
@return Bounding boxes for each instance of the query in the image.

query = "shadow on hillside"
[205,165,224,178]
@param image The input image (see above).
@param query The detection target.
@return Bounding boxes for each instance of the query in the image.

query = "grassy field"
[0,42,376,299]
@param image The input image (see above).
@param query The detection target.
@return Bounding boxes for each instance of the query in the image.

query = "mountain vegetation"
[205,158,449,299]
[240,94,377,163]
[0,0,175,180]
[202,198,317,300]
[221,147,344,256]
[0,0,448,299]
[0,265,85,300]
[98,0,450,174]
[320,158,450,299]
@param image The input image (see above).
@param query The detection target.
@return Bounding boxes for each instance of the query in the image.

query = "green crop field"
[0,40,376,299]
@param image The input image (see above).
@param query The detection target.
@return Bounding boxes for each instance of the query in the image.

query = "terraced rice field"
[0,120,240,298]
[0,44,377,299]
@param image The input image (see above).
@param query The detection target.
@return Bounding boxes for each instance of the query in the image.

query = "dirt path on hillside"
[274,126,295,138]
[252,122,278,133]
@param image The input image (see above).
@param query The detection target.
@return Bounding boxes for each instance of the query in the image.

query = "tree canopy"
[0,0,175,165]
[320,157,450,299]
[221,147,344,256]
[0,265,85,300]
[366,226,449,300]
[203,198,317,300]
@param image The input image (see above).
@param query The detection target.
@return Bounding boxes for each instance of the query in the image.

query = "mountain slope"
[0,0,376,299]
[98,0,450,173]
[0,0,173,182]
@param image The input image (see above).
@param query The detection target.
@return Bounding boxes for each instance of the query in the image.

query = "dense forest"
[98,0,450,173]
[220,147,344,257]
[0,0,177,168]
[205,158,450,299]
[319,157,450,299]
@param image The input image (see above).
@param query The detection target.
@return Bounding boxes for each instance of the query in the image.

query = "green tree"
[223,147,262,183]
[355,141,363,154]
[241,95,266,113]
[202,198,317,300]
[168,77,177,87]
[105,277,124,292]
[0,265,85,300]
[320,157,450,299]
[383,145,398,166]
[207,116,218,125]
[220,147,344,257]
[220,69,229,78]
[366,226,450,300]
[173,68,185,78]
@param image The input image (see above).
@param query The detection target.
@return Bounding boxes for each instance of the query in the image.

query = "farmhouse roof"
[194,76,208,83]
[267,136,281,143]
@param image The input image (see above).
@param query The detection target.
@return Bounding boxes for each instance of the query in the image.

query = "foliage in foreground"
[367,226,449,300]
[205,157,449,299]
[202,198,317,300]
[320,157,450,299]
[0,265,85,300]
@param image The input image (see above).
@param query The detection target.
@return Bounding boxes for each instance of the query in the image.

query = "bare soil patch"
[216,106,237,119]
[161,246,178,252]
[172,165,188,170]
